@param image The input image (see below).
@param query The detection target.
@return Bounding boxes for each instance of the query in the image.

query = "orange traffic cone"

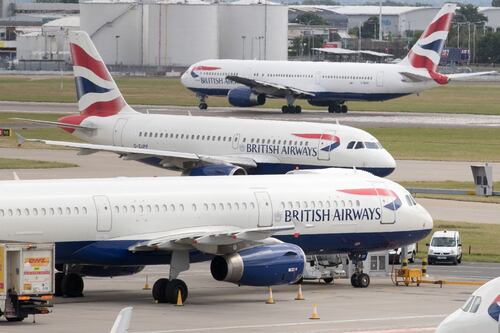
[309,304,320,320]
[175,289,184,306]
[295,284,305,300]
[265,286,275,304]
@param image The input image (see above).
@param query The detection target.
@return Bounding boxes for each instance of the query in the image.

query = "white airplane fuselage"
[72,113,396,176]
[181,60,438,103]
[0,170,432,266]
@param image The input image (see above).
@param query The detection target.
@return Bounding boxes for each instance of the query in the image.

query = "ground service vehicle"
[0,243,54,322]
[427,230,462,265]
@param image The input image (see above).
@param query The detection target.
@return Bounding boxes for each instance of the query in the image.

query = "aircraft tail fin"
[69,31,136,117]
[399,3,456,75]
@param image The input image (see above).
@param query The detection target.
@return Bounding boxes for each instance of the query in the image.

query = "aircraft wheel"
[341,105,348,113]
[323,277,334,284]
[152,278,169,303]
[328,105,335,113]
[165,279,188,304]
[55,272,64,296]
[295,105,302,113]
[199,103,208,110]
[281,105,289,113]
[334,104,342,113]
[61,273,84,297]
[357,273,370,288]
[350,273,360,287]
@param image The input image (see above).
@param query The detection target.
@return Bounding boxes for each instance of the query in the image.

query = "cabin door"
[112,118,128,146]
[94,195,113,232]
[317,132,337,161]
[255,191,273,227]
[376,71,384,88]
[373,184,397,224]
[232,133,240,150]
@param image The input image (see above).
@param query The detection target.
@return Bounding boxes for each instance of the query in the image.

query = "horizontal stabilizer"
[399,72,432,83]
[11,118,95,131]
[447,71,498,81]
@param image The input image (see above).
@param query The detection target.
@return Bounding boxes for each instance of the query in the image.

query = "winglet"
[15,131,25,147]
[109,307,133,333]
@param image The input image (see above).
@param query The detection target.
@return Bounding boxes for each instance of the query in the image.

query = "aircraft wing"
[17,136,258,169]
[122,225,297,255]
[227,75,315,98]
[447,71,498,81]
[11,118,96,131]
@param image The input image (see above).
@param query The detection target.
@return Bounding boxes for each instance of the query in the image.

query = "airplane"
[14,31,396,178]
[181,3,495,114]
[0,168,432,303]
[436,276,500,333]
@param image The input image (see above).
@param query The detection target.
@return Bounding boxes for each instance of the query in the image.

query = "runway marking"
[133,314,447,333]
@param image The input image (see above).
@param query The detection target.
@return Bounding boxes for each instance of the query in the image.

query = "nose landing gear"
[349,252,370,288]
[197,94,208,110]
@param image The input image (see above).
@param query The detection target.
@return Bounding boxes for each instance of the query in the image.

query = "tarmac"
[1,262,497,333]
[0,103,499,332]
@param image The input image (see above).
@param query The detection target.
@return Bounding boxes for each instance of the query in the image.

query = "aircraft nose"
[419,203,434,232]
[180,70,189,85]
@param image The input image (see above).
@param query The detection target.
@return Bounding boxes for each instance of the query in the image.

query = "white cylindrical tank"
[80,0,143,66]
[219,3,287,61]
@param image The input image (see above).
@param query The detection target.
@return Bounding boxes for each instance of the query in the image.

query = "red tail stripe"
[422,13,453,38]
[338,188,396,198]
[193,66,220,71]
[70,43,111,82]
[408,51,436,72]
[293,133,337,141]
[81,96,126,117]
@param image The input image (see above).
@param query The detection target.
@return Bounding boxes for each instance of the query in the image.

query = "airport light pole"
[241,35,246,60]
[115,35,120,67]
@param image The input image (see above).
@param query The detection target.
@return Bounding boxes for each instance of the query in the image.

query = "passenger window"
[192,204,197,212]
[130,205,136,213]
[356,200,360,207]
[154,205,159,213]
[170,204,176,212]
[138,205,144,213]
[33,208,39,216]
[114,206,119,214]
[146,205,152,213]
[41,208,46,216]
[122,205,128,213]
[250,202,256,210]
[0,209,3,217]
[179,204,184,212]
[355,142,365,149]
[242,202,247,210]
[160,133,163,138]
[211,203,216,211]
[219,203,224,211]
[347,141,355,149]
[49,208,55,215]
[139,132,142,137]
[302,201,308,208]
[154,133,158,138]
[234,202,239,210]
[24,208,30,216]
[57,207,63,215]
[203,203,208,211]
[163,204,168,212]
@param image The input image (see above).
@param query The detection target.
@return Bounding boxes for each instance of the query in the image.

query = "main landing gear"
[281,105,301,113]
[328,103,348,114]
[152,251,190,304]
[197,94,208,110]
[55,265,84,297]
[349,253,370,288]
[281,94,301,114]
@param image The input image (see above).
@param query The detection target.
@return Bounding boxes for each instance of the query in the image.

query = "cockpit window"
[405,194,417,206]
[365,142,379,149]
[470,296,482,313]
[462,296,474,312]
[355,142,365,149]
[347,141,355,149]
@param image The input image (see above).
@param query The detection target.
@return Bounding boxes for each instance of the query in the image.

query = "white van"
[427,230,462,265]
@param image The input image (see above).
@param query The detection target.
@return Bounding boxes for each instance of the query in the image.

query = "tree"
[294,12,327,26]
[455,4,487,24]
[361,17,379,39]
[492,0,500,7]
[476,32,500,63]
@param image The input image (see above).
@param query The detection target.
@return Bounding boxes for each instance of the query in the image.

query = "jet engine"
[227,87,266,107]
[210,243,305,286]
[184,164,247,176]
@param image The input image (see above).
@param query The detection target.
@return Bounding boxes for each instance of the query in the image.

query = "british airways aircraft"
[181,4,494,113]
[436,277,500,333]
[16,31,396,177]
[0,168,432,303]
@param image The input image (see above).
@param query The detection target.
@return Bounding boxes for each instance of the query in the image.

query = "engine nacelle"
[210,243,305,286]
[78,265,145,277]
[228,87,266,107]
[184,164,247,176]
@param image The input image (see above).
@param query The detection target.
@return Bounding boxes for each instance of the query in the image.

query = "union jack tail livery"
[400,3,456,84]
[69,31,136,117]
